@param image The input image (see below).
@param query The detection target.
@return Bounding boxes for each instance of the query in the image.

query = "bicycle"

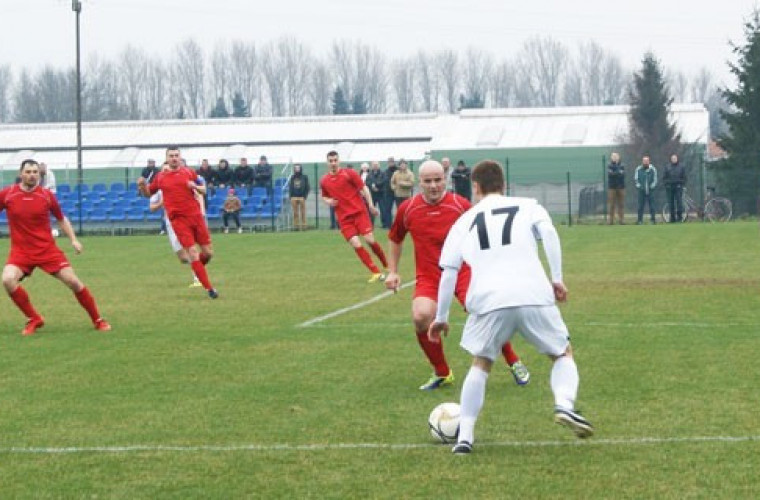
[661,187,732,223]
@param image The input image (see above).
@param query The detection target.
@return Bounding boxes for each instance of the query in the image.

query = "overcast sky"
[1,0,756,87]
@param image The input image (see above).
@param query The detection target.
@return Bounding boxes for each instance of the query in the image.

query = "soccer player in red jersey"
[0,160,111,335]
[138,146,218,299]
[320,150,388,283]
[385,160,530,390]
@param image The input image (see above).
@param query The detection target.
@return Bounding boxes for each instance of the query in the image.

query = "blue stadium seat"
[110,182,125,192]
[57,184,71,195]
[88,207,108,223]
[92,183,107,193]
[146,210,163,222]
[126,207,145,222]
[108,206,126,222]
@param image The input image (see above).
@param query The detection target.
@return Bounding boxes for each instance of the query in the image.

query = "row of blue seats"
[59,193,284,212]
[56,179,288,195]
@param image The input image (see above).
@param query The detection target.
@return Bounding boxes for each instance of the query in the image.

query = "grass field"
[0,221,758,498]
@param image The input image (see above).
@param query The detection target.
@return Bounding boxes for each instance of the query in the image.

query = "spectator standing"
[288,164,310,230]
[451,160,472,200]
[441,157,454,192]
[215,159,233,190]
[234,157,255,195]
[635,155,658,224]
[663,154,686,223]
[38,162,57,193]
[366,161,387,227]
[359,162,370,184]
[222,188,243,234]
[380,157,398,227]
[141,159,159,181]
[390,159,415,208]
[607,152,625,224]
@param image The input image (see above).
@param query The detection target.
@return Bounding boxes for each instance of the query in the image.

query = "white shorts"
[460,305,570,360]
[165,217,182,253]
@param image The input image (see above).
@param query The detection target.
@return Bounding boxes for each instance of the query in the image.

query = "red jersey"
[148,167,203,220]
[389,192,470,283]
[0,184,64,260]
[320,168,367,219]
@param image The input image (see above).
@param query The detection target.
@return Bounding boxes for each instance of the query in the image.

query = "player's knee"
[2,274,18,292]
[412,312,434,332]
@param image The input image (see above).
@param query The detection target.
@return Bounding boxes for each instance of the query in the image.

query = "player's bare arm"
[384,240,404,292]
[136,177,151,197]
[59,217,83,254]
[361,185,379,216]
[553,282,568,302]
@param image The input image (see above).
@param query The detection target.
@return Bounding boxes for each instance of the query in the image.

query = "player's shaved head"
[418,159,444,177]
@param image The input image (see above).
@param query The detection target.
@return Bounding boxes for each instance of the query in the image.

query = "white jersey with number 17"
[439,194,556,314]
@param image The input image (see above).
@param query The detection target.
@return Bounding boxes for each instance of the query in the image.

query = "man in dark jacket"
[451,160,472,200]
[140,159,159,181]
[663,154,686,223]
[366,161,387,227]
[288,164,310,230]
[234,157,255,195]
[380,157,398,228]
[215,159,233,190]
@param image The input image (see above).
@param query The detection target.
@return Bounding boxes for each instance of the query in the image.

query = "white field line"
[297,280,416,328]
[2,435,759,454]
[584,321,758,328]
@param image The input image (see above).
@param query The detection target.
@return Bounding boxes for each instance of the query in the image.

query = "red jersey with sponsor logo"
[148,167,203,220]
[320,168,367,219]
[388,191,470,283]
[0,184,64,260]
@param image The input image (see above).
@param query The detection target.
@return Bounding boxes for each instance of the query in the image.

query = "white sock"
[458,366,489,444]
[551,355,579,410]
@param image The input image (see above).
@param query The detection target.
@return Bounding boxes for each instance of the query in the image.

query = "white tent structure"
[0,104,709,171]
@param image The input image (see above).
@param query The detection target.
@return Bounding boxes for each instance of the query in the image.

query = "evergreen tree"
[626,52,681,168]
[209,97,229,118]
[332,86,350,115]
[459,92,485,110]
[717,9,760,214]
[231,91,250,117]
[351,92,367,114]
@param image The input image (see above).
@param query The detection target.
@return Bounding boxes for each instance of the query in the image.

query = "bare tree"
[228,41,260,117]
[0,64,12,122]
[667,69,689,103]
[276,37,313,116]
[600,55,628,105]
[309,60,333,116]
[172,39,206,118]
[436,49,460,113]
[83,55,125,121]
[515,36,568,107]
[260,42,284,116]
[117,45,150,119]
[490,59,516,108]
[210,43,232,115]
[416,50,439,112]
[462,47,493,107]
[392,58,416,113]
[144,58,170,119]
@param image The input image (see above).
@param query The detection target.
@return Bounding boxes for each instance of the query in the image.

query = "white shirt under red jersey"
[320,168,367,219]
[148,167,203,220]
[389,192,470,283]
[440,195,556,313]
[0,184,64,260]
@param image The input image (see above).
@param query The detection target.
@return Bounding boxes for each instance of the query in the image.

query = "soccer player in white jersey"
[428,159,594,455]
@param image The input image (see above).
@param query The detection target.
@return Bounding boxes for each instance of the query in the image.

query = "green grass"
[0,222,759,498]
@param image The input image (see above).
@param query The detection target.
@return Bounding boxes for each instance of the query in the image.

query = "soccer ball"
[51,229,60,237]
[428,402,460,443]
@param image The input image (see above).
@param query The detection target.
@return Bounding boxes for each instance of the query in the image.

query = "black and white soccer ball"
[428,402,460,443]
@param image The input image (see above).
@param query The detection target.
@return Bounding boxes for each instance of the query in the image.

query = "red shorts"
[7,247,71,276]
[414,273,469,307]
[339,211,373,241]
[171,213,211,248]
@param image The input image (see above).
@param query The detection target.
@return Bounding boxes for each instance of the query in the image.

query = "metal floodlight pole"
[73,0,83,233]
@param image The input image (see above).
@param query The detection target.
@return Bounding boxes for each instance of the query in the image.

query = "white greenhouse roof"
[0,104,709,170]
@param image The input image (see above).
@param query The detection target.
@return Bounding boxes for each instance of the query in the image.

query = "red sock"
[416,331,450,376]
[354,247,379,273]
[191,260,213,290]
[369,242,388,269]
[199,253,210,265]
[502,341,520,366]
[9,286,41,319]
[74,287,102,323]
